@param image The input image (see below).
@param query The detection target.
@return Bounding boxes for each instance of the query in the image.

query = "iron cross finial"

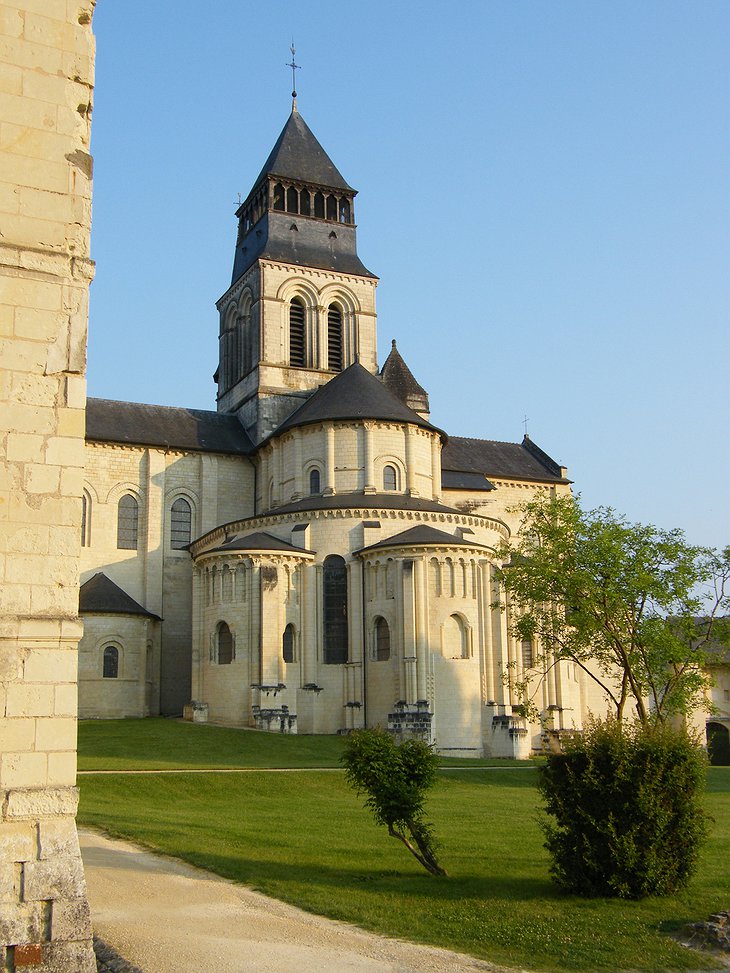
[287,44,300,110]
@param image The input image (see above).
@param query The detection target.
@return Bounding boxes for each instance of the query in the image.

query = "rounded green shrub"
[537,718,708,898]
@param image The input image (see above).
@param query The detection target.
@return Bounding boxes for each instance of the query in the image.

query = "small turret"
[380,339,430,419]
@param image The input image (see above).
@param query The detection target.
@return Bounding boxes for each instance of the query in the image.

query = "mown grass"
[77,718,524,770]
[77,720,730,973]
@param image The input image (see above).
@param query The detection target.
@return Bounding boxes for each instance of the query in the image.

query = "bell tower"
[215,106,379,444]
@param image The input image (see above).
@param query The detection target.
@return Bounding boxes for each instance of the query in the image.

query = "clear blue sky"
[88,1,729,549]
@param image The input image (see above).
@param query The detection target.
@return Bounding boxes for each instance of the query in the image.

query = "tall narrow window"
[323,555,348,664]
[374,616,390,661]
[430,557,441,596]
[289,298,306,367]
[217,622,233,665]
[444,614,468,659]
[81,491,91,547]
[309,468,321,495]
[286,186,299,213]
[521,639,534,668]
[117,494,139,550]
[300,190,311,216]
[327,305,343,371]
[102,645,119,679]
[282,624,295,663]
[326,194,337,221]
[339,199,351,223]
[170,497,192,549]
[383,465,398,491]
[273,183,285,210]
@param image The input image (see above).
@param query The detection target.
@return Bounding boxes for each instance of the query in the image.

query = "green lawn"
[77,718,524,770]
[77,720,729,973]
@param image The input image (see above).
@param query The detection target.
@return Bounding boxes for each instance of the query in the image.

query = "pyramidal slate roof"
[441,435,568,484]
[379,340,429,414]
[272,362,445,439]
[252,110,354,193]
[86,398,254,456]
[358,524,490,554]
[79,572,160,619]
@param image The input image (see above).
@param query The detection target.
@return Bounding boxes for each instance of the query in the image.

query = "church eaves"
[357,524,492,555]
[270,362,446,440]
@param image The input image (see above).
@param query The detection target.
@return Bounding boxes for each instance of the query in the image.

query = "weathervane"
[523,414,529,437]
[287,43,300,111]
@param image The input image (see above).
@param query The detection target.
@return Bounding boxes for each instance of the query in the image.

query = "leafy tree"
[496,494,730,727]
[537,717,708,898]
[341,728,446,876]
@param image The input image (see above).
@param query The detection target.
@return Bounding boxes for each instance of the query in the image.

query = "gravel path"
[80,829,518,973]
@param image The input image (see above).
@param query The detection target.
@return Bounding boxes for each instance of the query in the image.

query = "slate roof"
[234,218,376,282]
[79,572,160,619]
[86,398,254,456]
[441,435,568,484]
[209,531,312,555]
[358,524,490,554]
[441,470,496,491]
[272,362,445,439]
[251,110,354,193]
[379,340,429,414]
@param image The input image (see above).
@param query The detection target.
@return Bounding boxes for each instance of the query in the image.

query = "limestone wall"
[0,1,96,969]
[81,441,254,714]
[260,420,443,509]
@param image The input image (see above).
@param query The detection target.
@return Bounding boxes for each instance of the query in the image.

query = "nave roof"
[442,435,569,485]
[86,398,254,455]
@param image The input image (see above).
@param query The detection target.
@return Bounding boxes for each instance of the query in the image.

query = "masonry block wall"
[0,1,96,969]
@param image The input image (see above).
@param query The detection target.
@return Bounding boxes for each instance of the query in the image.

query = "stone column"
[249,561,262,689]
[479,561,496,702]
[300,563,317,685]
[190,566,204,701]
[259,561,282,687]
[401,561,418,703]
[323,423,336,495]
[270,443,281,507]
[414,557,429,702]
[292,435,303,500]
[362,422,376,493]
[431,434,442,500]
[404,426,418,495]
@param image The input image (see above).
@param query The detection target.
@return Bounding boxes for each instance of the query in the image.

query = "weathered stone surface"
[50,897,92,941]
[0,821,35,863]
[23,856,86,901]
[38,818,80,861]
[0,901,42,945]
[43,939,97,973]
[5,786,78,819]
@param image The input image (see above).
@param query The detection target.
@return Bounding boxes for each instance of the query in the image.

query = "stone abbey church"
[79,106,608,757]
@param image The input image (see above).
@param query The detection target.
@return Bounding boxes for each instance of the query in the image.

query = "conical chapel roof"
[271,362,445,440]
[380,340,429,414]
[252,110,354,193]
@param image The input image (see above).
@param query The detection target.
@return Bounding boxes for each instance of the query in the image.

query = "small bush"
[537,718,708,898]
[342,727,446,875]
